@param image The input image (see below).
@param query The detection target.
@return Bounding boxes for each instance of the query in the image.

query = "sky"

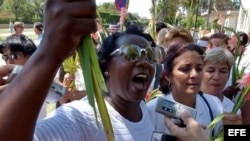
[96,0,152,19]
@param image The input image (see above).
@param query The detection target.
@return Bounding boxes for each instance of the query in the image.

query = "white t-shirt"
[37,66,87,120]
[34,97,155,141]
[74,68,86,91]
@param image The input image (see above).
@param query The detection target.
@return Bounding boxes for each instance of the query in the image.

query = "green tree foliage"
[231,0,241,9]
[1,0,25,20]
[98,2,119,15]
[99,11,119,24]
[181,16,205,28]
[0,0,44,23]
[154,0,220,29]
[31,0,44,21]
[155,0,206,28]
[97,2,148,27]
[127,13,140,23]
[156,0,179,26]
[98,2,121,25]
[0,0,3,6]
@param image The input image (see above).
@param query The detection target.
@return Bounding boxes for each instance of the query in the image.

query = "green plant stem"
[214,129,224,141]
[78,35,114,141]
[232,87,250,114]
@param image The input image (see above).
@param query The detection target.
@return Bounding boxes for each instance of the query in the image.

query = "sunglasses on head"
[110,45,157,64]
[2,53,21,62]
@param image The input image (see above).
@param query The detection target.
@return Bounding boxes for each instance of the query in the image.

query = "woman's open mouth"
[132,73,149,92]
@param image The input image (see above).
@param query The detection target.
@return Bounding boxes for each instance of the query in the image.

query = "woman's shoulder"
[222,96,235,105]
[222,96,241,114]
[57,97,96,117]
[198,93,221,103]
[36,98,101,140]
[197,93,223,112]
[146,94,166,107]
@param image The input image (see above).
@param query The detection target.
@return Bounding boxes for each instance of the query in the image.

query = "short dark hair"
[156,22,167,33]
[98,26,155,77]
[209,33,229,45]
[34,22,44,32]
[0,35,37,55]
[238,32,248,46]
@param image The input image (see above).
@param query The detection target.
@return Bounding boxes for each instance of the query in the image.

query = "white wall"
[207,10,239,36]
[236,0,250,33]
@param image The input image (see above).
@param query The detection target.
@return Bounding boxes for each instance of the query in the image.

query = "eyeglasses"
[2,53,21,61]
[110,45,157,64]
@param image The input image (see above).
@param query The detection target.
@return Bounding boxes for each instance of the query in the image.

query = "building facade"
[236,0,250,33]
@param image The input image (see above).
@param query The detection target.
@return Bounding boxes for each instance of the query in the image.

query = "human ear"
[164,73,171,83]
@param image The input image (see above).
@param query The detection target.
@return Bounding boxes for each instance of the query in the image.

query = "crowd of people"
[0,0,249,141]
[6,21,44,47]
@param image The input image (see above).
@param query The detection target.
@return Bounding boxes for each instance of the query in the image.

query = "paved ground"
[0,28,38,65]
[0,28,37,41]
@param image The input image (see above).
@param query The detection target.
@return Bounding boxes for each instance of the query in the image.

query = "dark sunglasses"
[110,45,157,64]
[2,53,21,61]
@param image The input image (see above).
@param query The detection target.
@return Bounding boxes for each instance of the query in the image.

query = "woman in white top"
[147,43,223,137]
[201,47,242,125]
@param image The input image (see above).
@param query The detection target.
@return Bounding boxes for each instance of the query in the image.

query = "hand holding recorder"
[155,97,197,127]
[164,110,209,141]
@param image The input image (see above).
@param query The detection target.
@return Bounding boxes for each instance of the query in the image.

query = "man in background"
[33,22,44,47]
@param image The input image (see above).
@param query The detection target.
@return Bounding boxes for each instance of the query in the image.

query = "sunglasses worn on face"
[2,53,21,61]
[110,45,157,64]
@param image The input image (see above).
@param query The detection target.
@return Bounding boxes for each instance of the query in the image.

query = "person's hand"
[164,110,209,141]
[59,88,86,105]
[222,85,240,100]
[0,64,15,93]
[41,0,97,62]
[58,73,86,105]
[63,73,75,87]
[223,112,242,125]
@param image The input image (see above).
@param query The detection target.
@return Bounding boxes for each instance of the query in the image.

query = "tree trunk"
[206,0,213,28]
[157,0,168,21]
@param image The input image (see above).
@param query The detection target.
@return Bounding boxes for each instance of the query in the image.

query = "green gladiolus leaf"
[149,89,162,100]
[206,113,225,140]
[207,113,225,130]
[77,35,114,141]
